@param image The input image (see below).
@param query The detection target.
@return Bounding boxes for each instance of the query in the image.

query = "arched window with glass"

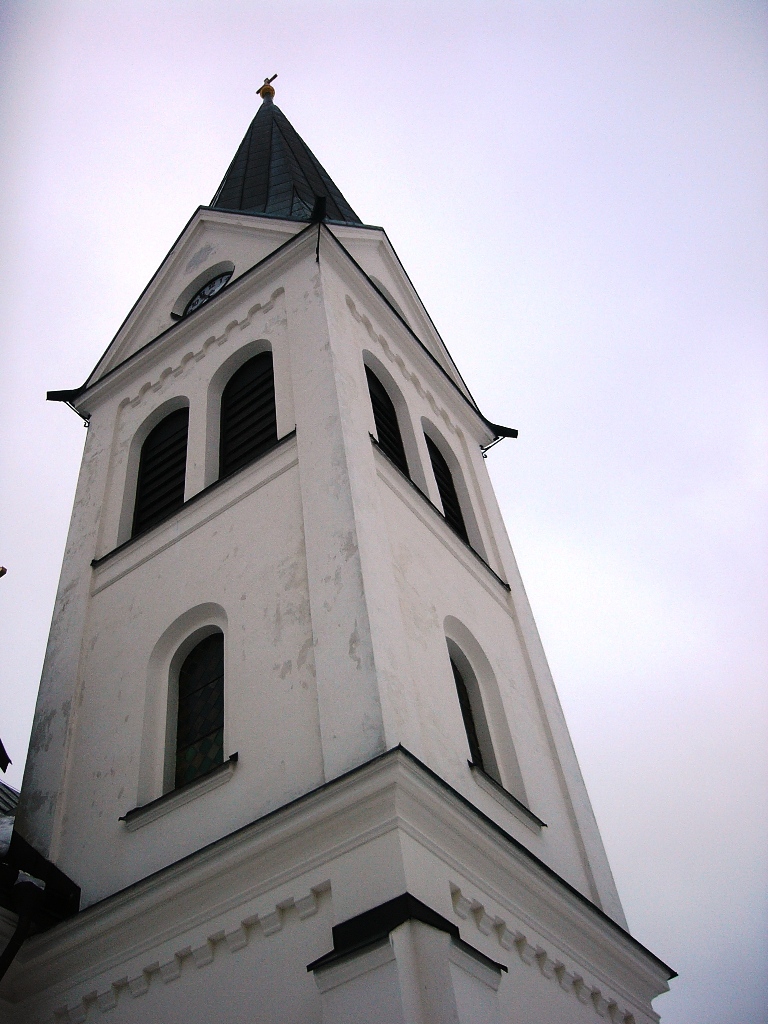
[174,631,224,789]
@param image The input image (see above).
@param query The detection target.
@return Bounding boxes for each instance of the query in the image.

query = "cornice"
[51,882,330,1022]
[2,748,673,1020]
[449,883,657,1024]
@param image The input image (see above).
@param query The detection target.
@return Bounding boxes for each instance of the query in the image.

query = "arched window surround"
[204,339,290,489]
[362,351,428,495]
[422,419,486,558]
[117,395,191,547]
[139,604,228,806]
[444,616,528,807]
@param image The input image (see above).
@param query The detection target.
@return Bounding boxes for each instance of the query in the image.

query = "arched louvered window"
[451,656,500,784]
[425,435,468,543]
[132,408,189,537]
[366,366,409,477]
[175,632,224,789]
[219,352,277,479]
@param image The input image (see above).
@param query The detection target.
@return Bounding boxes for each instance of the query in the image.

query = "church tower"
[3,81,674,1023]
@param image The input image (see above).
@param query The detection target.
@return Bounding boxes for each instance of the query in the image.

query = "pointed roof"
[211,90,362,224]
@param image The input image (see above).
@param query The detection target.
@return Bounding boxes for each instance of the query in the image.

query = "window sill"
[93,430,297,570]
[120,753,238,832]
[468,761,545,834]
[91,433,298,596]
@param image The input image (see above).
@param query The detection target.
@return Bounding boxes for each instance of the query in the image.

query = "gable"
[87,210,303,387]
[332,226,476,404]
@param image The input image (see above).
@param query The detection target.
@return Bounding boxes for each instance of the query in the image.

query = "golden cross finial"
[258,74,277,100]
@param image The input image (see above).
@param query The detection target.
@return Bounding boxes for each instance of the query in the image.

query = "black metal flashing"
[211,96,361,225]
[0,827,80,980]
[306,892,458,972]
[0,830,80,933]
[306,891,507,975]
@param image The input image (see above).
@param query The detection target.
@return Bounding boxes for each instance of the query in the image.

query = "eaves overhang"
[45,209,381,413]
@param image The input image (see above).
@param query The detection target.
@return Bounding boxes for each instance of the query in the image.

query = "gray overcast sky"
[0,3,766,1022]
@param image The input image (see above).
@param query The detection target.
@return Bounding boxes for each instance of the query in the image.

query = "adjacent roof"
[211,94,362,224]
[0,780,19,816]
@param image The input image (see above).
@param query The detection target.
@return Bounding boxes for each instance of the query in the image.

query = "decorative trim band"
[52,882,329,1022]
[346,295,467,443]
[449,883,650,1024]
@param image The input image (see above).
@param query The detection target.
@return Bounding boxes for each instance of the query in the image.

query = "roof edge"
[321,226,518,443]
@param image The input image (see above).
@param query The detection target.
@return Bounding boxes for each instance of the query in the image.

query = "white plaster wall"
[377,470,593,892]
[315,245,619,910]
[20,211,625,929]
[55,457,321,905]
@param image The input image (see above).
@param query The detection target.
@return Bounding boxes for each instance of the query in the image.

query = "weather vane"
[258,74,277,100]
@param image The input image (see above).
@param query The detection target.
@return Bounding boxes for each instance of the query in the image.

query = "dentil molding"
[345,294,467,445]
[449,883,647,1024]
[117,287,286,412]
[51,881,329,1023]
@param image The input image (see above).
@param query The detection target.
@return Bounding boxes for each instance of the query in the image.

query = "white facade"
[2,199,673,1022]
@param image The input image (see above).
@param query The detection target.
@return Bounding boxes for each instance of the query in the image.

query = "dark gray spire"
[211,90,362,224]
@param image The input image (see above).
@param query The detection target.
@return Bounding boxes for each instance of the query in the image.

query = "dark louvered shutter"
[175,633,224,788]
[220,353,277,478]
[366,366,409,477]
[132,408,189,537]
[425,435,468,543]
[451,658,484,771]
